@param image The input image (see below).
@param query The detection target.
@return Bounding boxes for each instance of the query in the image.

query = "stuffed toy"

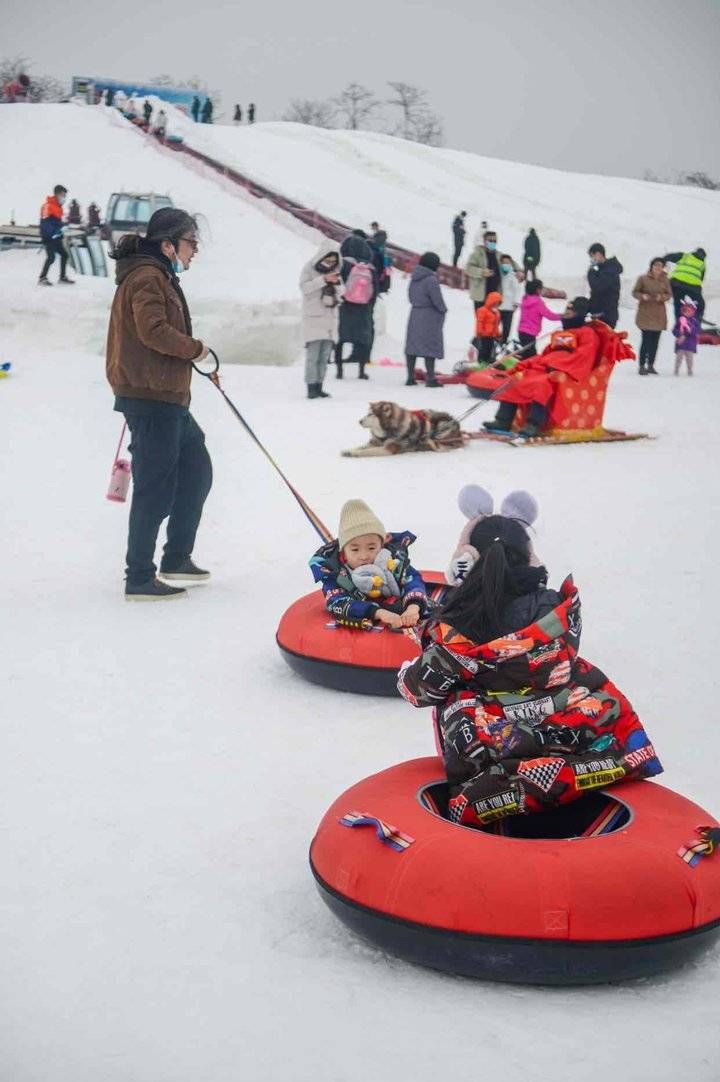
[446,483,539,585]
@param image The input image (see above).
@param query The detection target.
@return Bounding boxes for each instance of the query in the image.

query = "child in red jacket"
[473,291,502,364]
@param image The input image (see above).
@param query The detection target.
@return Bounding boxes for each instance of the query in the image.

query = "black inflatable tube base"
[311,864,720,986]
[278,642,400,697]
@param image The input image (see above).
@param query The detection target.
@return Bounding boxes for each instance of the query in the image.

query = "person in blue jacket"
[38,185,73,285]
[310,499,428,629]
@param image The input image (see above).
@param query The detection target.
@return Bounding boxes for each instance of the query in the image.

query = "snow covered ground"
[2,105,720,1081]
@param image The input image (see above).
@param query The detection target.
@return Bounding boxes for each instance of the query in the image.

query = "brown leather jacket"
[106,254,203,407]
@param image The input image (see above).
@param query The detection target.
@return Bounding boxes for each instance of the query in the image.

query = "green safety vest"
[671,252,705,288]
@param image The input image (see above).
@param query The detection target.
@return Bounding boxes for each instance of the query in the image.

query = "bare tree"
[282,98,336,128]
[332,82,379,130]
[680,170,720,191]
[386,81,444,146]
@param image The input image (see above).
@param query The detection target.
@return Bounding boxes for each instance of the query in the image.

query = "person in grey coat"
[404,252,448,387]
[299,241,342,398]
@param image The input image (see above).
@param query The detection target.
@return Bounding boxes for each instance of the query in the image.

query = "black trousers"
[500,310,513,344]
[122,405,213,585]
[40,238,68,280]
[452,238,464,266]
[335,340,369,377]
[639,329,661,368]
[518,331,537,357]
[671,281,704,322]
[477,336,495,363]
[523,256,538,280]
[495,399,547,430]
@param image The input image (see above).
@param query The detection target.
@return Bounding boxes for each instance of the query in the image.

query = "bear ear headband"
[457,484,539,527]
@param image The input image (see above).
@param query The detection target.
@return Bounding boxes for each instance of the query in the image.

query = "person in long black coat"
[452,212,466,266]
[191,96,200,122]
[336,231,376,380]
[523,228,541,279]
[587,243,623,328]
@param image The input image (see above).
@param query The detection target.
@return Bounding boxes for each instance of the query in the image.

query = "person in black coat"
[452,211,467,266]
[233,104,242,124]
[336,231,377,380]
[200,97,213,124]
[142,99,152,126]
[587,243,623,328]
[191,96,200,122]
[523,228,541,279]
[248,103,256,123]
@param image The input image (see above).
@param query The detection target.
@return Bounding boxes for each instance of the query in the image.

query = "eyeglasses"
[179,235,199,252]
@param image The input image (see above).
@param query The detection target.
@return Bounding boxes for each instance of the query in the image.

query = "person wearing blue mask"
[106,207,214,601]
[465,229,502,311]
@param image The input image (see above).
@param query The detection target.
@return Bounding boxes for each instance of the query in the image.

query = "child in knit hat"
[309,499,429,629]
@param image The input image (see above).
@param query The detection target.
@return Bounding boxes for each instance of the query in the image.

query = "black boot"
[358,362,369,380]
[307,383,320,398]
[638,365,647,376]
[405,356,417,386]
[159,558,211,582]
[425,358,442,388]
[317,383,331,398]
[125,577,188,601]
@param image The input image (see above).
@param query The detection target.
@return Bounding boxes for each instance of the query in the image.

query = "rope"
[113,421,127,463]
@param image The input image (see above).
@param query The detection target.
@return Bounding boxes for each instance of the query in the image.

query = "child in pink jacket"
[517,279,563,357]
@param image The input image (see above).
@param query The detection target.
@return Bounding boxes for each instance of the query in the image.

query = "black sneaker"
[38,277,52,287]
[317,386,331,398]
[59,277,75,285]
[638,365,647,375]
[518,423,540,438]
[426,380,443,388]
[125,577,187,601]
[158,558,210,583]
[647,366,659,375]
[483,420,511,432]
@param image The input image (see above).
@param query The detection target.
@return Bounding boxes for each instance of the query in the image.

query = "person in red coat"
[484,297,600,436]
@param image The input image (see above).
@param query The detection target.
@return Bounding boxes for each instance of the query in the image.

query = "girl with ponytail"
[398,514,661,829]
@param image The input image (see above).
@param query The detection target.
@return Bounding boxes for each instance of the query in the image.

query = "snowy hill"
[175,114,720,299]
[0,104,318,363]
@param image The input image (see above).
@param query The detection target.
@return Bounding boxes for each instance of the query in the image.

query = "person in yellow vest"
[662,248,706,322]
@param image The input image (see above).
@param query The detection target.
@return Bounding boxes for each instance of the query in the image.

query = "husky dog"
[343,401,465,457]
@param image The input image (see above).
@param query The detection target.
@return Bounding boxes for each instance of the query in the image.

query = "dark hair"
[352,228,368,238]
[370,221,379,229]
[588,242,606,257]
[440,516,532,642]
[483,230,497,241]
[54,185,68,195]
[525,278,543,295]
[419,251,440,271]
[114,207,198,260]
[695,247,707,259]
[649,257,665,270]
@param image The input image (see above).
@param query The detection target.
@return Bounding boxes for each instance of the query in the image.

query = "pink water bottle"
[106,422,131,502]
[107,457,131,502]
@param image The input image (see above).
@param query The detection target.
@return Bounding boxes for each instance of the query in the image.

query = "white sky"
[4,0,720,180]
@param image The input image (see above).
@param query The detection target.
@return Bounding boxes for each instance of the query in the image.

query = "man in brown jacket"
[106,207,213,600]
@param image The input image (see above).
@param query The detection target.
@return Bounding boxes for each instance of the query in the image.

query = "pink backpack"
[344,261,374,305]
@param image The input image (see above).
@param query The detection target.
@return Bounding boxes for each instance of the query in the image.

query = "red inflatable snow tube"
[310,757,720,984]
[276,574,445,696]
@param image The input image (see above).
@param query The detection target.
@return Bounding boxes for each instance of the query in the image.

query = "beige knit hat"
[338,499,386,551]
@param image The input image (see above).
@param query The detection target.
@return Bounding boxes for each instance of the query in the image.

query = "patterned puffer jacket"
[398,575,662,826]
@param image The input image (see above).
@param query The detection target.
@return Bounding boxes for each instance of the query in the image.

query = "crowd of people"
[298,215,709,398]
[99,202,668,827]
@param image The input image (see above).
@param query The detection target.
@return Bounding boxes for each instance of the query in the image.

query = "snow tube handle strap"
[192,348,220,378]
[678,825,720,868]
[340,811,414,853]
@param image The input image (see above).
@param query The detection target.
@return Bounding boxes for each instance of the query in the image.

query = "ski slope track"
[1,101,720,1082]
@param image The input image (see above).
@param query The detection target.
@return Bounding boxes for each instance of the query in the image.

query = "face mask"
[500,263,511,275]
[58,195,66,206]
[173,258,185,275]
[486,241,497,252]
